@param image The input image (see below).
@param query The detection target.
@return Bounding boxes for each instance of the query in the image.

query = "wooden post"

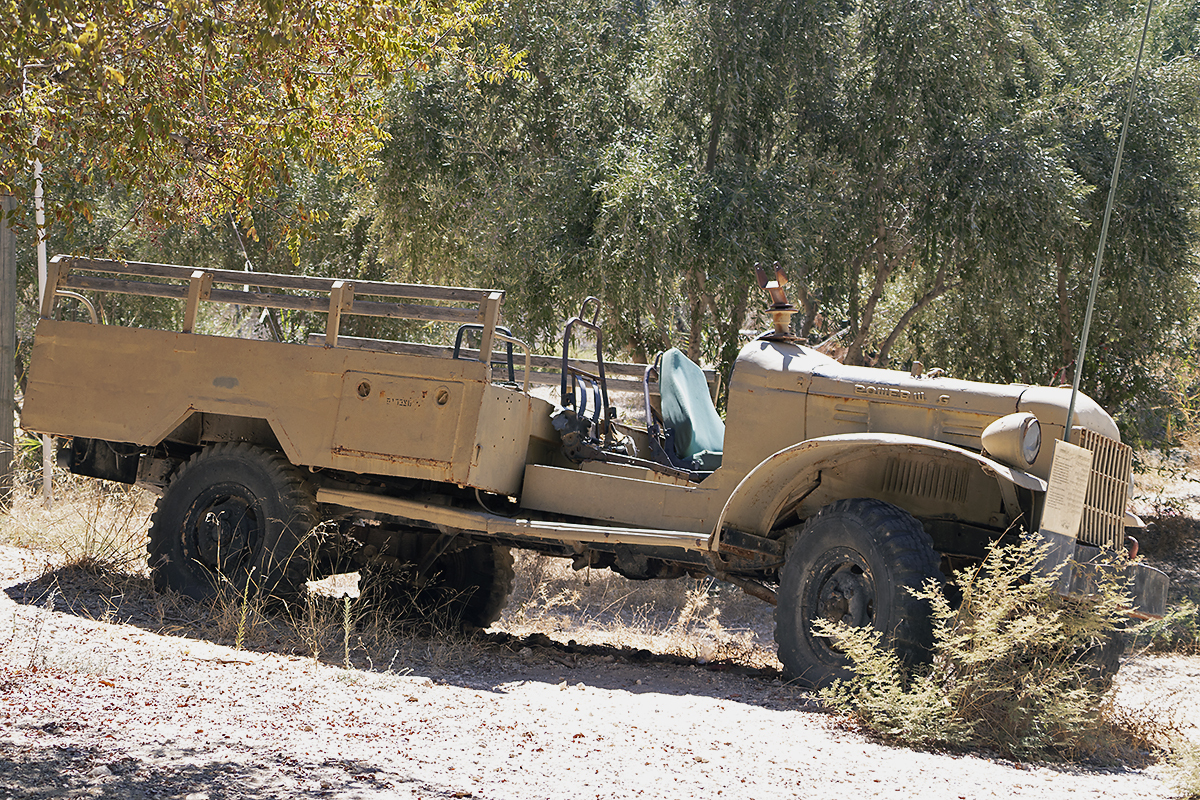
[325,281,354,347]
[0,195,14,511]
[476,292,503,379]
[182,270,213,334]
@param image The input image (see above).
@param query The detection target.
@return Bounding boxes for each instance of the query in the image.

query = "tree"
[0,0,522,231]
[360,0,843,368]
[214,0,1196,430]
[910,0,1200,418]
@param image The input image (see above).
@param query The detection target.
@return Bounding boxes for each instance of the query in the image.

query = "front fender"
[710,433,1046,545]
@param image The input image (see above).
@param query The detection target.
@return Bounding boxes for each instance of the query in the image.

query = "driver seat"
[653,348,725,472]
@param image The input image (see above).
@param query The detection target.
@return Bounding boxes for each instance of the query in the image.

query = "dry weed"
[0,471,152,574]
[496,551,778,668]
[1166,737,1200,799]
[7,474,776,675]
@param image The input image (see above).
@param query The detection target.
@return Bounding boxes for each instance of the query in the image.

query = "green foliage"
[6,0,1198,428]
[0,0,523,229]
[1166,737,1200,800]
[819,536,1132,758]
[10,433,45,475]
[344,0,1199,417]
[1133,599,1200,654]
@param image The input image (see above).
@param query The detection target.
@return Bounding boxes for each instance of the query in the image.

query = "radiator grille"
[882,458,971,504]
[1075,428,1132,550]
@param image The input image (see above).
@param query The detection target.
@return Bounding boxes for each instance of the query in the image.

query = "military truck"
[21,257,1167,687]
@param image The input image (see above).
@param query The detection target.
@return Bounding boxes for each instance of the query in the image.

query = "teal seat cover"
[659,348,725,470]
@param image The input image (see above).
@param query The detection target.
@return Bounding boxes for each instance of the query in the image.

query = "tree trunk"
[847,226,908,366]
[875,264,956,368]
[704,99,726,174]
[793,280,820,340]
[687,268,706,363]
[1,194,15,511]
[846,247,865,364]
[856,244,893,364]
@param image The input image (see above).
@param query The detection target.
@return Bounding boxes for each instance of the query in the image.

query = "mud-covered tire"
[775,498,942,688]
[147,443,317,606]
[362,537,514,630]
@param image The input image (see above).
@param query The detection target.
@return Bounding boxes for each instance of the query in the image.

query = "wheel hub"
[193,494,256,572]
[815,562,876,628]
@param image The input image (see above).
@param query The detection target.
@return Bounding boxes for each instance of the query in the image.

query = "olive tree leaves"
[0,0,523,230]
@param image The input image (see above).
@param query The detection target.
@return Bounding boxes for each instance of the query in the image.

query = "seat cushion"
[659,348,725,467]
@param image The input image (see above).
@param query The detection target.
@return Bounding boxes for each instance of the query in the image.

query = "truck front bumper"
[1066,539,1169,619]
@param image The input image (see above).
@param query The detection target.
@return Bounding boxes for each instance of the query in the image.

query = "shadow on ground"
[3,562,800,707]
[0,736,454,800]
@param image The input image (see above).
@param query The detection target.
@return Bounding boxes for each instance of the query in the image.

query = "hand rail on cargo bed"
[306,334,722,398]
[40,255,506,356]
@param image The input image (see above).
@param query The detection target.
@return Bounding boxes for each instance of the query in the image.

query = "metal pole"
[23,63,52,507]
[1064,0,1155,440]
[34,159,52,507]
[0,194,15,511]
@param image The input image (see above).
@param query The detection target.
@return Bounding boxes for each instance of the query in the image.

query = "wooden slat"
[307,335,696,394]
[62,274,188,300]
[60,275,482,324]
[476,292,503,369]
[325,281,354,347]
[53,256,500,304]
[182,271,212,334]
[318,335,719,387]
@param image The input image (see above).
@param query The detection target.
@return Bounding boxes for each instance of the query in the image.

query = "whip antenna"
[1064,0,1156,439]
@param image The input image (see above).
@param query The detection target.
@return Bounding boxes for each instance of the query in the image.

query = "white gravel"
[0,545,1193,800]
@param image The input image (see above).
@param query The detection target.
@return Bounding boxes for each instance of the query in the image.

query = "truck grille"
[1075,429,1132,550]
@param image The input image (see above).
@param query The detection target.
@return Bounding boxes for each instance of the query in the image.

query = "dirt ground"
[2,544,1198,800]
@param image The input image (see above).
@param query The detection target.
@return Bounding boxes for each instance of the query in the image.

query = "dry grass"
[0,470,154,574]
[1,473,773,677]
[493,551,779,669]
[1166,737,1200,799]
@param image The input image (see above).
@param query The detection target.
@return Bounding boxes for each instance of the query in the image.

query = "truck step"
[316,488,714,552]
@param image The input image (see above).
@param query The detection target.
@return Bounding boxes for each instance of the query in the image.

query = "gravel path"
[0,545,1192,800]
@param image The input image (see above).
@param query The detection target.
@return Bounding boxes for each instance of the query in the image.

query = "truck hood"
[726,339,1119,481]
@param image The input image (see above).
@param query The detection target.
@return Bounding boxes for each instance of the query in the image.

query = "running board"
[316,488,714,552]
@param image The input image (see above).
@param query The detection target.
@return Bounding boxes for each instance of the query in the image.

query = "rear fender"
[710,434,1046,545]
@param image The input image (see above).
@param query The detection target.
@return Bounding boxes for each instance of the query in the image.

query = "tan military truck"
[21,257,1167,687]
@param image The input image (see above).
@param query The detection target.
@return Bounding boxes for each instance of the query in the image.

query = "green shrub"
[1166,737,1200,799]
[1133,599,1200,655]
[819,536,1132,759]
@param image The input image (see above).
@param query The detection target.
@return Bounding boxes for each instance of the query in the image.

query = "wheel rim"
[185,483,264,576]
[806,547,877,657]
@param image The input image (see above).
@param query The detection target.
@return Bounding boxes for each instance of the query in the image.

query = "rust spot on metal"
[330,446,450,471]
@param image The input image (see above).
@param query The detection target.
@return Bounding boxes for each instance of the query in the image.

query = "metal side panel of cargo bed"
[21,319,540,495]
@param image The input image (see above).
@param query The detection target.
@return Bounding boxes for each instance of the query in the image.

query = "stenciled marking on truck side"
[855,384,950,405]
[386,396,419,407]
[381,389,429,408]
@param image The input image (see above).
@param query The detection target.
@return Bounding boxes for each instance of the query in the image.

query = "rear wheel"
[147,443,317,606]
[775,498,941,688]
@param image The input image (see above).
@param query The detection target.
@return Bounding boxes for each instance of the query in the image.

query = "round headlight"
[981,412,1042,468]
[1021,415,1042,465]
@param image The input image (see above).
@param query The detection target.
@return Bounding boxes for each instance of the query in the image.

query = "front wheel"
[147,443,318,605]
[774,498,942,688]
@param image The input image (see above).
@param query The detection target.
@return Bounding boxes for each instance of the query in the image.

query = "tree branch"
[876,262,959,367]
